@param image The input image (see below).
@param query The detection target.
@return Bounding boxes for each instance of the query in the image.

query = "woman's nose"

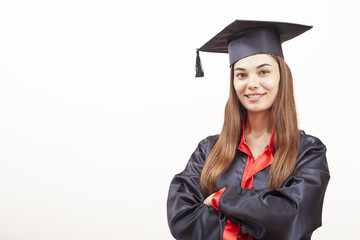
[247,74,260,89]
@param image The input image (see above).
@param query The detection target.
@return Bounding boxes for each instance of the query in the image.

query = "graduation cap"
[195,20,312,77]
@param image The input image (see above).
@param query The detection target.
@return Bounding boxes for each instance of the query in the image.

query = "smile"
[246,93,266,98]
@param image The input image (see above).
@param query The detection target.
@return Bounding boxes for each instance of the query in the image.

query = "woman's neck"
[245,111,272,136]
[244,111,272,158]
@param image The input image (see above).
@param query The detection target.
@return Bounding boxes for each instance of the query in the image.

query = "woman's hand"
[203,193,215,206]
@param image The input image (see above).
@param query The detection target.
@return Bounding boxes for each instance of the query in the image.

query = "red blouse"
[212,119,274,240]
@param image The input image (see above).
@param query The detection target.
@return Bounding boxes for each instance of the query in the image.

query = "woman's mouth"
[245,93,266,99]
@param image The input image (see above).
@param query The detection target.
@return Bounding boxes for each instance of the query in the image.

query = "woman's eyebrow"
[234,67,246,71]
[257,63,272,69]
[234,63,272,71]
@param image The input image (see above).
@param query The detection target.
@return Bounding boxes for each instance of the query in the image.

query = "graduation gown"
[167,130,330,240]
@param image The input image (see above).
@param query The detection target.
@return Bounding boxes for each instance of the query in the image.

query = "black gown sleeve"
[167,136,226,240]
[218,135,330,240]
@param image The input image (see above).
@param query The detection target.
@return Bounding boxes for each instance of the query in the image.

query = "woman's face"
[233,54,280,114]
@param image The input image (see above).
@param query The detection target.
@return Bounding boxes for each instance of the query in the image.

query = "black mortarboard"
[195,20,312,77]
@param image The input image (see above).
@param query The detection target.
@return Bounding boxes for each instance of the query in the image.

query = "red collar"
[238,115,275,189]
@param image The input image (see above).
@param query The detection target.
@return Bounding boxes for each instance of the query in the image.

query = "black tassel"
[195,49,204,77]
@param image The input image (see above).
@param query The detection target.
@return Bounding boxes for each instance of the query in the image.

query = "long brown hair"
[200,55,299,197]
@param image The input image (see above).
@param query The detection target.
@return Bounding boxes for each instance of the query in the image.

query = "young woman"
[167,20,330,240]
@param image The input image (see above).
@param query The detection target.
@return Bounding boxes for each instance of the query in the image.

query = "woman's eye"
[236,73,247,79]
[259,70,269,75]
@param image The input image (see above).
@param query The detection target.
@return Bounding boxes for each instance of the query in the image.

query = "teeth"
[247,94,263,98]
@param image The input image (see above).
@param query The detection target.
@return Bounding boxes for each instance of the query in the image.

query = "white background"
[0,0,358,239]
